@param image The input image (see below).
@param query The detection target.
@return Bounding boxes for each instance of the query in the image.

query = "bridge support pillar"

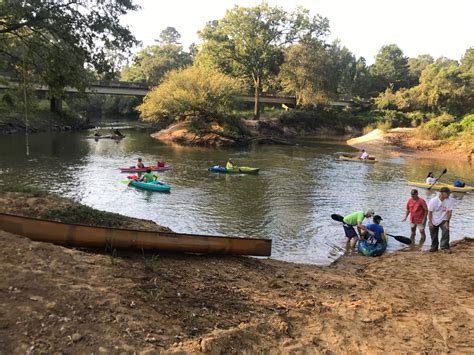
[50,97,63,113]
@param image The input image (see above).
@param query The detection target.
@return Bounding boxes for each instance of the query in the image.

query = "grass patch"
[0,185,51,197]
[44,205,126,227]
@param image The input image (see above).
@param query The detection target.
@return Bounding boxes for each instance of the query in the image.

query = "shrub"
[137,66,243,123]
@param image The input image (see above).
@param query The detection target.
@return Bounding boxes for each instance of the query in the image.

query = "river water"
[1,120,473,265]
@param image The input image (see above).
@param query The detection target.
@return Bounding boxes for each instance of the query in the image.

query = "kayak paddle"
[427,168,447,190]
[330,214,412,245]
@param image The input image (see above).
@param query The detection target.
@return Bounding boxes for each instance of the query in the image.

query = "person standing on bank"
[428,187,454,252]
[402,189,428,243]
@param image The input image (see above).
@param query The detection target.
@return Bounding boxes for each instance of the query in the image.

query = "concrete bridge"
[0,75,364,108]
[0,75,297,105]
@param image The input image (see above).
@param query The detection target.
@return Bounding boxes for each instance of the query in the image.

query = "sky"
[122,0,473,64]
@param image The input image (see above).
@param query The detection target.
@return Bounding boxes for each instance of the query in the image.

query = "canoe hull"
[129,179,171,192]
[120,166,172,173]
[408,181,473,193]
[0,213,272,256]
[357,240,387,257]
[208,166,260,174]
[339,156,377,163]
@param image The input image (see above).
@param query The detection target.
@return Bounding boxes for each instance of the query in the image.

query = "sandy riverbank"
[347,128,474,164]
[0,192,473,353]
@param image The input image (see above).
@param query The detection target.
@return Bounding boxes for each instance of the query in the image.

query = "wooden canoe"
[0,213,272,256]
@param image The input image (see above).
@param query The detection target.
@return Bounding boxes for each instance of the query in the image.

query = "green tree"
[157,26,181,45]
[370,44,409,93]
[0,0,138,111]
[121,28,192,85]
[138,66,242,123]
[196,3,329,119]
[407,54,434,86]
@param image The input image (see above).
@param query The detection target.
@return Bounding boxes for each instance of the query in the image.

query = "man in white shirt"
[428,187,454,252]
[359,149,369,160]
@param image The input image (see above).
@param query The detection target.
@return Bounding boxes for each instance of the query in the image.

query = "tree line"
[1,1,472,139]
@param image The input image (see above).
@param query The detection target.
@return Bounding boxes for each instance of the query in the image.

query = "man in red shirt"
[402,189,428,243]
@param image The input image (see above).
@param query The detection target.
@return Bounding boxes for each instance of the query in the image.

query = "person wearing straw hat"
[428,187,454,252]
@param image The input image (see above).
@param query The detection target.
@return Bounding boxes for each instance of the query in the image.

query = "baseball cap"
[373,215,383,221]
[439,187,451,194]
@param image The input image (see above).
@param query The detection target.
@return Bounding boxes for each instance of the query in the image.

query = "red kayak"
[120,165,172,173]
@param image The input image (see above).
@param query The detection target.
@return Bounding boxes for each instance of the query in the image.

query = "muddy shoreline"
[0,192,473,353]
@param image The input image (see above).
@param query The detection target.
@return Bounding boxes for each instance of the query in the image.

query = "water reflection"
[0,125,472,265]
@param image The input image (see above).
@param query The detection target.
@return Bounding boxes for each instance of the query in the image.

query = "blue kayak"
[129,179,171,192]
[357,240,387,257]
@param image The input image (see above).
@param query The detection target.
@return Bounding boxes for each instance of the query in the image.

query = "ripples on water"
[0,126,473,265]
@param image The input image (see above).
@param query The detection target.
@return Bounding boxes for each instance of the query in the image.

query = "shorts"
[343,223,358,239]
[410,222,426,230]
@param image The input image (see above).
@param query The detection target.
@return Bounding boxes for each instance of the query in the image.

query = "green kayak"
[208,165,260,174]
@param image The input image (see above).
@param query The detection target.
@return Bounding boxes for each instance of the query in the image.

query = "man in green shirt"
[343,209,375,249]
[140,169,156,183]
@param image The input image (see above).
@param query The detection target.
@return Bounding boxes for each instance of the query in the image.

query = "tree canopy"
[196,3,329,118]
[0,0,138,100]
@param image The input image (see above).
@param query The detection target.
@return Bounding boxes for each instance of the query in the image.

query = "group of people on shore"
[342,177,454,254]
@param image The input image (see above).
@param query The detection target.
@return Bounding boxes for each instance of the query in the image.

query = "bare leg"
[350,236,358,249]
[419,228,426,246]
[410,225,416,241]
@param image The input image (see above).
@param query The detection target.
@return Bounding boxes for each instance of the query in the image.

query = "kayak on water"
[86,135,125,140]
[208,165,260,174]
[339,155,377,163]
[127,178,171,192]
[408,181,473,193]
[357,239,387,257]
[120,165,172,173]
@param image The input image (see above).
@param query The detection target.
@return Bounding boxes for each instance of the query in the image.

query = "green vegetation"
[44,206,126,228]
[138,66,242,123]
[1,1,472,144]
[196,3,329,118]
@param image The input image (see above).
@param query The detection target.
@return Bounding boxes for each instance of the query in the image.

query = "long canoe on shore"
[0,213,272,257]
[407,181,474,193]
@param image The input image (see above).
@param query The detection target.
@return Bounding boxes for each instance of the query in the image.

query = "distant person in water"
[136,158,145,169]
[93,128,101,137]
[402,189,428,244]
[342,209,375,249]
[226,159,237,169]
[426,172,437,185]
[111,127,124,137]
[359,149,369,160]
[140,169,155,183]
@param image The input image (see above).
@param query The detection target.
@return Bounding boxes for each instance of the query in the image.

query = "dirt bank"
[348,128,474,164]
[1,192,473,353]
[152,118,359,147]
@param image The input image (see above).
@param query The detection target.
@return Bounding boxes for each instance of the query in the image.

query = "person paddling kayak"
[139,169,156,183]
[136,158,145,169]
[359,149,369,160]
[342,209,375,249]
[226,159,237,169]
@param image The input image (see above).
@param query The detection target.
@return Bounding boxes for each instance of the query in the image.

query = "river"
[0,120,473,265]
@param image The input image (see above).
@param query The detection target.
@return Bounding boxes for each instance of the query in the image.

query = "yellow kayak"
[408,181,474,193]
[339,155,377,163]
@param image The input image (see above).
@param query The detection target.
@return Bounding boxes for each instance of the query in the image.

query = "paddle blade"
[120,179,131,184]
[331,214,344,222]
[388,234,412,245]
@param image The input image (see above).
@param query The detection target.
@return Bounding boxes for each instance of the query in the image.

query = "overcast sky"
[122,0,473,64]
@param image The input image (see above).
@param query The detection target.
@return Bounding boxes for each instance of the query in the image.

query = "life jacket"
[453,180,465,187]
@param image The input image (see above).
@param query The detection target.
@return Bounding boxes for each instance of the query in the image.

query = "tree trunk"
[253,77,260,120]
[50,97,62,113]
